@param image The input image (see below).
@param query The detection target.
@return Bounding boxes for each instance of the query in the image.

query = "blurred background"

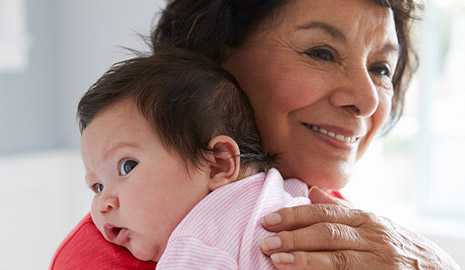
[0,0,464,269]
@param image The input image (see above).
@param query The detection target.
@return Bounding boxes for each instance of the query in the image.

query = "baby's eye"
[91,183,104,194]
[118,159,138,176]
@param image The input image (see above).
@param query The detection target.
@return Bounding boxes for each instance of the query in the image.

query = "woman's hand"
[260,187,460,270]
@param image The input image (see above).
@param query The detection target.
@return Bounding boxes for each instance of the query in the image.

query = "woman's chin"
[278,159,352,190]
[302,173,349,190]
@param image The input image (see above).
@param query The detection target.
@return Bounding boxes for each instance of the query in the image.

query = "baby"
[78,47,310,269]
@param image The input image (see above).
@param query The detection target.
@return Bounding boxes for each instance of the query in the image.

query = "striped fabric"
[157,168,310,269]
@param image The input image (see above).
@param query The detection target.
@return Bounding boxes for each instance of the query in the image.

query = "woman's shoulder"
[50,214,155,270]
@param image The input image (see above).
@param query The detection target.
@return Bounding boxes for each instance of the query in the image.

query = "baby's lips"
[103,223,129,245]
[103,223,117,241]
[113,228,130,246]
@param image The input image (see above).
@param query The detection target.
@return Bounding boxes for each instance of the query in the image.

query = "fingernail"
[309,185,322,195]
[260,236,282,251]
[262,213,282,226]
[271,253,295,264]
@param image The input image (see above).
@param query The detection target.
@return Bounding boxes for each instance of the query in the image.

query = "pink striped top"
[157,168,310,269]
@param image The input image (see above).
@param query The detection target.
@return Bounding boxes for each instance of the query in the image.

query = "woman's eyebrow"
[296,21,346,42]
[381,43,400,55]
[297,21,399,57]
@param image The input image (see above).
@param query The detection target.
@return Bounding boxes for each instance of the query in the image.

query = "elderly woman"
[51,0,460,269]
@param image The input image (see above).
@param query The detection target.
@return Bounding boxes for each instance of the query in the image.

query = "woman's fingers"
[269,251,382,270]
[260,188,461,269]
[262,203,370,232]
[260,222,367,256]
[261,203,461,270]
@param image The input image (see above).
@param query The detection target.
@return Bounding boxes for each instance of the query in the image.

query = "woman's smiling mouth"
[302,123,362,147]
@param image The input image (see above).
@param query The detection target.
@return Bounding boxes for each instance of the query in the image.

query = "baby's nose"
[99,195,119,214]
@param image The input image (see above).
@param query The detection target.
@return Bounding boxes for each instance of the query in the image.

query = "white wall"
[0,0,59,155]
[54,0,164,150]
[0,152,87,270]
[0,0,162,155]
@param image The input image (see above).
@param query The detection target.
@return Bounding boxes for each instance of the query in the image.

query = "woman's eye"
[91,183,104,194]
[370,63,392,78]
[305,47,336,61]
[118,159,138,176]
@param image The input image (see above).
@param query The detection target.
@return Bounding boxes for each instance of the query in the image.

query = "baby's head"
[77,47,272,261]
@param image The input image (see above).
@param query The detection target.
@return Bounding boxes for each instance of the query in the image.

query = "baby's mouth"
[103,224,130,246]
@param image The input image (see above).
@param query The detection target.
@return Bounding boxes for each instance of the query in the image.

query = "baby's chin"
[129,242,162,262]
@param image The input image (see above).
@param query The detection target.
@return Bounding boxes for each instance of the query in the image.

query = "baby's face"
[80,98,210,261]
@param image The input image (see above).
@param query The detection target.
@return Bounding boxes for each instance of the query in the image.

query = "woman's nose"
[98,195,119,214]
[330,68,379,118]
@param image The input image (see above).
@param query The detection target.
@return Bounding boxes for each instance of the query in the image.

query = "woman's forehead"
[244,0,398,54]
[257,0,398,45]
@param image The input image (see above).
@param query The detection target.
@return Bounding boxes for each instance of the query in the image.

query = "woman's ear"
[206,135,241,191]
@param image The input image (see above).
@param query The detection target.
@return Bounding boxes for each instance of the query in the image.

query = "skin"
[225,0,398,190]
[81,98,241,262]
[224,0,460,269]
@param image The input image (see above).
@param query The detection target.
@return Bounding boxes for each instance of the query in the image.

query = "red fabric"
[51,192,346,269]
[330,190,346,200]
[49,214,155,270]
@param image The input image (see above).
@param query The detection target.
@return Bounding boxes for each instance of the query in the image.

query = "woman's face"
[224,0,399,189]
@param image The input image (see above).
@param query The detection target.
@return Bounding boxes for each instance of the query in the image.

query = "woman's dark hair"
[77,47,273,171]
[152,0,423,133]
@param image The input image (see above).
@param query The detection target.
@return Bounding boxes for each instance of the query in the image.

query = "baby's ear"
[206,135,241,191]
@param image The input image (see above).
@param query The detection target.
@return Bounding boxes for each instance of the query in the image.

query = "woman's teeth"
[307,124,359,144]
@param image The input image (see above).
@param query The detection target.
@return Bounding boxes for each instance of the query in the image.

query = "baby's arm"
[157,236,238,270]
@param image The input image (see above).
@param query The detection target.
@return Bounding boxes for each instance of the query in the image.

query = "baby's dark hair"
[77,47,273,171]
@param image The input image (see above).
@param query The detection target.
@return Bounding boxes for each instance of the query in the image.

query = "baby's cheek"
[90,200,103,231]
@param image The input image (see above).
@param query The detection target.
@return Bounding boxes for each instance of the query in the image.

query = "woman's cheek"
[357,90,392,159]
[265,70,327,113]
[375,90,393,133]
